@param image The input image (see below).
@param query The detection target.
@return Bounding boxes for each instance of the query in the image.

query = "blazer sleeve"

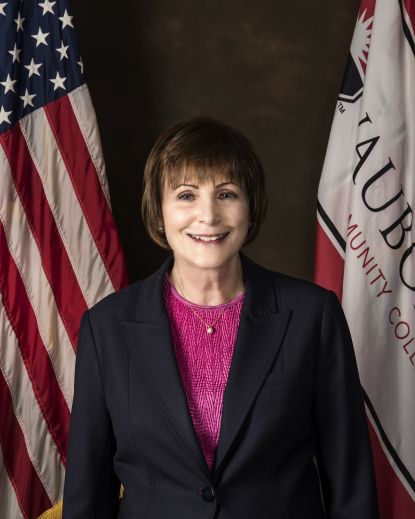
[313,291,380,519]
[62,311,120,519]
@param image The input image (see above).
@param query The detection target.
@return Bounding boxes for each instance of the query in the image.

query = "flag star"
[0,3,7,16]
[0,106,12,125]
[56,41,69,60]
[58,9,74,29]
[25,58,43,77]
[14,11,25,31]
[1,74,17,93]
[20,89,36,108]
[32,27,49,47]
[8,43,21,63]
[77,57,84,74]
[49,71,66,91]
[38,0,56,15]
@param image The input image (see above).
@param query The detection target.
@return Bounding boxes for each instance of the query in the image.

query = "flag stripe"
[0,144,75,408]
[367,420,415,518]
[45,93,128,292]
[364,390,415,494]
[314,220,344,301]
[0,446,25,519]
[68,85,111,205]
[0,125,88,348]
[0,368,52,519]
[0,299,65,503]
[316,201,346,252]
[400,0,415,56]
[0,221,70,464]
[19,106,115,309]
[403,0,415,35]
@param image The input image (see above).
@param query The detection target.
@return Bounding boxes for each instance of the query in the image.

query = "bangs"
[161,157,246,191]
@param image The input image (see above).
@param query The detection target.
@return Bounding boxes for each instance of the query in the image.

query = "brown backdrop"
[71,0,360,282]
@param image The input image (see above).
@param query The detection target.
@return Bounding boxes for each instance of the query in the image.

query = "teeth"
[190,233,226,242]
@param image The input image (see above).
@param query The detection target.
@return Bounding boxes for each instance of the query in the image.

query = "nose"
[197,194,220,226]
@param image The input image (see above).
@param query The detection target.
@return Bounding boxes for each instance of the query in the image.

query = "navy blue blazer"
[63,252,379,518]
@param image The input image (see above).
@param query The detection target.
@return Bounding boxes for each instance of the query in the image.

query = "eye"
[219,191,237,200]
[177,191,194,201]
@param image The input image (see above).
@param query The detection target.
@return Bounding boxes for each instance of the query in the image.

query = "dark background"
[71,0,360,282]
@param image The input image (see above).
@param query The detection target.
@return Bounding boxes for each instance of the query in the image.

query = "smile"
[187,232,229,243]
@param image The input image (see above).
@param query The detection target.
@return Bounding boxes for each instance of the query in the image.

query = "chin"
[184,249,241,270]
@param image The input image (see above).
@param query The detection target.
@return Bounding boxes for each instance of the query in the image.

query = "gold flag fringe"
[37,501,62,519]
[36,486,124,518]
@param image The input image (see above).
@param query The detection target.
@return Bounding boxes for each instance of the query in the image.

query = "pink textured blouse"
[163,272,245,470]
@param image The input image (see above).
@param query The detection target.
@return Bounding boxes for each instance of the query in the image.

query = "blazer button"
[200,486,215,502]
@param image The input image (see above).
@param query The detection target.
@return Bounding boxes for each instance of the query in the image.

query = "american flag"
[0,1,128,517]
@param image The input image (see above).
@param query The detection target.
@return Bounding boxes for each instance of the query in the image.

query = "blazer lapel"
[122,254,212,479]
[213,253,291,476]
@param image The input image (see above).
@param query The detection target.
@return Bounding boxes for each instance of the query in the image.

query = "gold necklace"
[171,272,240,334]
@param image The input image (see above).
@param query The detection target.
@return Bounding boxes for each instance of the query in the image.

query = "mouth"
[187,232,229,244]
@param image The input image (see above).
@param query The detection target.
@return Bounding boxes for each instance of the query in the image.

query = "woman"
[63,116,379,518]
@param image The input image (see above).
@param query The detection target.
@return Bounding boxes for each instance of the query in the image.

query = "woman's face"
[161,175,250,272]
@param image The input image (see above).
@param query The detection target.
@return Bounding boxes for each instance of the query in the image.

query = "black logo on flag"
[339,4,375,104]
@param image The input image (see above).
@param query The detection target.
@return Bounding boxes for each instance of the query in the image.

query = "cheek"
[233,204,250,226]
[163,205,193,230]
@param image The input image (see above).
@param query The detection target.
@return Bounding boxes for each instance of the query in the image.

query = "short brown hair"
[141,116,268,249]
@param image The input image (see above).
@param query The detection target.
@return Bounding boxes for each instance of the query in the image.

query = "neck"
[169,254,245,306]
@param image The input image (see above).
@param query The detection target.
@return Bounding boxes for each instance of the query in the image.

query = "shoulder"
[272,270,330,309]
[264,268,345,329]
[245,254,331,312]
[86,279,143,324]
[85,254,171,324]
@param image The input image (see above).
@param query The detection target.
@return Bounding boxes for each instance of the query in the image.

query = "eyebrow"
[174,182,237,190]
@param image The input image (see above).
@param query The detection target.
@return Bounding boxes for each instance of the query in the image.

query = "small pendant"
[207,326,214,334]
